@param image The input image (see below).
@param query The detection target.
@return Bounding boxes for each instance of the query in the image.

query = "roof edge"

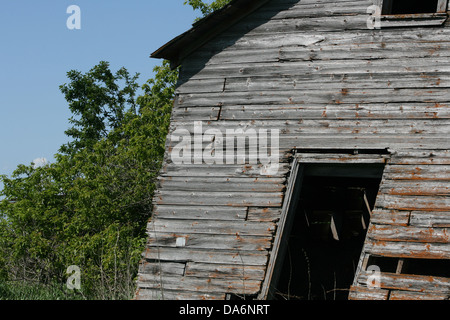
[151,0,272,68]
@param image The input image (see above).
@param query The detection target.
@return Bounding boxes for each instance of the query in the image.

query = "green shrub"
[0,61,177,300]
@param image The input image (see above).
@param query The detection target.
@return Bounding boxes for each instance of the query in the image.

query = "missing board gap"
[367,255,399,273]
[382,0,440,15]
[366,255,450,278]
[294,148,390,155]
[401,258,450,278]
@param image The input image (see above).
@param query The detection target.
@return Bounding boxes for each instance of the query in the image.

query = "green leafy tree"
[0,61,178,299]
[0,162,68,284]
[185,0,232,17]
[59,61,140,156]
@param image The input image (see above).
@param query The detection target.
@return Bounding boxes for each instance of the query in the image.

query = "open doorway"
[266,157,387,300]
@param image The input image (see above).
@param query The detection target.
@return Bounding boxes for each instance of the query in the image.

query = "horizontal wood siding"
[136,0,450,300]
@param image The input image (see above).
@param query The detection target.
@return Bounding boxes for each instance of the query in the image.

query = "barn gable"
[135,0,450,300]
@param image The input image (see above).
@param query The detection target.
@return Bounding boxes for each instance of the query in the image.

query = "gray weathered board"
[135,0,450,300]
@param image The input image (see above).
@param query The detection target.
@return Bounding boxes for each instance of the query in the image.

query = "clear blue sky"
[0,1,198,180]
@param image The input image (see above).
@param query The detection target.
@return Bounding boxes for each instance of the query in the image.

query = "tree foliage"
[0,60,178,299]
[59,61,140,156]
[184,0,232,17]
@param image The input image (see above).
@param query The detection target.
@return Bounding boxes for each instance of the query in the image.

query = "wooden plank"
[191,42,450,70]
[379,181,450,196]
[247,207,282,222]
[348,285,389,300]
[147,233,273,251]
[180,62,450,82]
[438,0,448,12]
[223,16,368,41]
[166,135,450,153]
[154,190,284,207]
[153,205,248,221]
[389,155,450,165]
[161,163,290,178]
[185,262,266,280]
[139,262,186,277]
[375,194,450,211]
[356,271,450,293]
[278,44,450,64]
[139,260,263,283]
[138,273,261,295]
[143,247,269,266]
[148,219,276,236]
[135,288,226,300]
[259,159,303,300]
[170,119,450,137]
[391,149,450,159]
[388,158,450,166]
[158,176,286,192]
[367,224,450,243]
[409,211,450,228]
[296,153,389,164]
[170,119,450,135]
[396,259,405,274]
[222,14,370,35]
[363,240,450,259]
[361,191,371,230]
[171,106,221,121]
[179,73,450,94]
[170,119,450,130]
[379,14,447,29]
[188,27,450,60]
[331,211,343,241]
[383,165,450,181]
[370,209,410,226]
[389,290,450,300]
[177,72,450,93]
[181,57,450,81]
[217,104,450,121]
[177,87,450,107]
[181,65,450,86]
[194,21,450,48]
[165,153,292,166]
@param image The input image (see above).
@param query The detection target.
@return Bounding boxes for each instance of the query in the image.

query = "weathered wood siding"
[135,0,450,300]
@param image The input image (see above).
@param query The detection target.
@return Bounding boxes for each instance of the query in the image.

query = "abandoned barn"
[135,0,450,300]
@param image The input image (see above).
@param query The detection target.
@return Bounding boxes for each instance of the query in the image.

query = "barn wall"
[135,0,450,300]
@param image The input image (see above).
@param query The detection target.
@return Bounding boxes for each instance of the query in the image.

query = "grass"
[0,280,85,300]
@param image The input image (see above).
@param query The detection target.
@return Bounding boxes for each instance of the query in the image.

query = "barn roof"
[151,0,272,68]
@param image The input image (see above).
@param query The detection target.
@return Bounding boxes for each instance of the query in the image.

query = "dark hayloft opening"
[273,164,384,300]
